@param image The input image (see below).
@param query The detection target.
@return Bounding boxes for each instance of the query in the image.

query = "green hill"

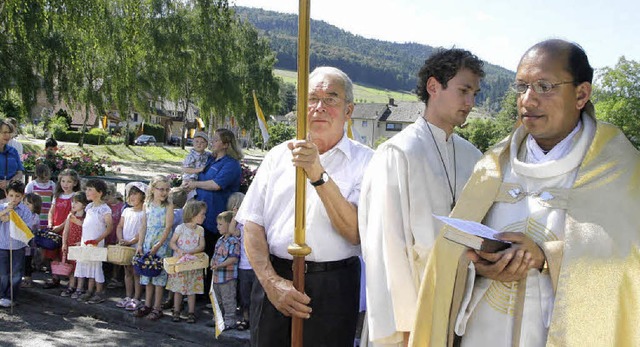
[235,6,515,110]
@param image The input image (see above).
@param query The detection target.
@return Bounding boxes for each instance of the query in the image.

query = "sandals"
[186,313,196,324]
[43,279,60,289]
[146,308,164,321]
[235,319,249,331]
[172,310,181,322]
[133,305,152,318]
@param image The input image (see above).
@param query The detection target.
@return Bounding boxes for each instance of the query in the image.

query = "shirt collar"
[321,133,352,161]
[421,117,452,144]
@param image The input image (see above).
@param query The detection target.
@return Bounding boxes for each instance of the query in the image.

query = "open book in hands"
[435,215,511,253]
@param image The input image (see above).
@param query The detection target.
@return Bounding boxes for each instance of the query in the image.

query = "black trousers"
[250,256,360,347]
[203,229,220,297]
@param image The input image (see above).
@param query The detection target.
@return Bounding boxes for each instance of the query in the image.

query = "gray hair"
[309,67,354,104]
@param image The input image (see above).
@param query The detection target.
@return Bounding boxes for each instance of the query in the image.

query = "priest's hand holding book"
[436,215,546,282]
[466,232,546,282]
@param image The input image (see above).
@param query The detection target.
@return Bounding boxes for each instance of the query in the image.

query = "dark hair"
[85,178,108,200]
[54,169,81,198]
[416,48,485,105]
[24,193,42,215]
[128,185,145,199]
[72,191,89,206]
[183,200,206,224]
[7,180,25,195]
[522,39,593,85]
[216,128,243,160]
[45,137,58,149]
[35,163,51,181]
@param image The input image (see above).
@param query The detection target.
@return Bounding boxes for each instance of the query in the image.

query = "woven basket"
[107,245,136,265]
[132,253,163,277]
[51,260,74,276]
[67,246,108,262]
[164,252,209,275]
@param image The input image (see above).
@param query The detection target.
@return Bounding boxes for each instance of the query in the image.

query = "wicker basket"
[164,252,209,275]
[34,230,62,250]
[51,260,73,276]
[67,246,108,262]
[107,245,136,265]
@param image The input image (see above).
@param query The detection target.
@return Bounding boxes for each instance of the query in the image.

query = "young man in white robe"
[411,39,640,347]
[358,48,485,346]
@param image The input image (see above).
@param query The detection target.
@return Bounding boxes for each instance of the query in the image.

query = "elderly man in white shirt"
[236,66,374,347]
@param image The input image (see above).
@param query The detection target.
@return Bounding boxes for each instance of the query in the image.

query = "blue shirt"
[196,155,241,233]
[0,202,32,250]
[0,145,24,180]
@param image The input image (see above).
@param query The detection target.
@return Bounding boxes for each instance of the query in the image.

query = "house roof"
[352,103,389,120]
[384,101,424,123]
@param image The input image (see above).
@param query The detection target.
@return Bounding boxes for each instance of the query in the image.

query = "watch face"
[321,172,329,182]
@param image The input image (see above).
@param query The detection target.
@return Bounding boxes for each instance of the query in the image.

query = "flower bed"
[22,147,116,177]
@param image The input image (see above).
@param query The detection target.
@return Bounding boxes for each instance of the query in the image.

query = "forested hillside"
[234,6,515,110]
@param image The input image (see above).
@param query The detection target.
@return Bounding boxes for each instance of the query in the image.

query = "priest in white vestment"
[359,48,484,346]
[411,40,640,347]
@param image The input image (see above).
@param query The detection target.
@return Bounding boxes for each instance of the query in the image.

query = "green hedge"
[54,130,111,145]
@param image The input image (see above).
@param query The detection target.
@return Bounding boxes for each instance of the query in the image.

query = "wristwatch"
[310,171,329,187]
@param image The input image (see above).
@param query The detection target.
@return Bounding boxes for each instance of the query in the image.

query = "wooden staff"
[287,0,311,346]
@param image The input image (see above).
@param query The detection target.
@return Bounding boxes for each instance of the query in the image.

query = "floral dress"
[166,224,205,295]
[140,202,171,286]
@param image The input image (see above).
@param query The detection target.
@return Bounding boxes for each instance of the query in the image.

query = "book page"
[434,215,502,241]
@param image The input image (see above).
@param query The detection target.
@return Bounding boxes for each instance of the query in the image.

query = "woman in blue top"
[0,119,24,199]
[183,128,242,256]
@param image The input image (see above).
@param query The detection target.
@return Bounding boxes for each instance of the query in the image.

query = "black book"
[435,215,511,253]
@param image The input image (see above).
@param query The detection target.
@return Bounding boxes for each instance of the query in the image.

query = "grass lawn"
[22,141,266,165]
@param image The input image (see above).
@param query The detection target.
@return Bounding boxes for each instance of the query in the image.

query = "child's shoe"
[77,292,93,302]
[186,313,196,324]
[71,290,84,300]
[116,297,131,308]
[60,287,75,297]
[106,278,123,289]
[87,293,105,304]
[0,298,12,308]
[172,310,181,322]
[125,299,141,311]
[20,277,34,288]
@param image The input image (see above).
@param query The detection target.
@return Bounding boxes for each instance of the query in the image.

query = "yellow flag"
[10,210,34,244]
[252,90,270,144]
[347,118,355,139]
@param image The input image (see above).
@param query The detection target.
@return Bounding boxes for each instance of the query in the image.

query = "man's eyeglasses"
[512,80,574,94]
[308,96,343,107]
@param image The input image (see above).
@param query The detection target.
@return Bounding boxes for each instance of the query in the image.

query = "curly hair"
[415,48,485,105]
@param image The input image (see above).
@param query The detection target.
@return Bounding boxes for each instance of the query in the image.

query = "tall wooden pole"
[288,1,311,346]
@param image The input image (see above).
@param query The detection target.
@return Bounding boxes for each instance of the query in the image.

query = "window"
[386,122,402,131]
[362,120,368,128]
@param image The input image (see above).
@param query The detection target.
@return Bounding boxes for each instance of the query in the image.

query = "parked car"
[134,135,156,146]
[168,135,181,146]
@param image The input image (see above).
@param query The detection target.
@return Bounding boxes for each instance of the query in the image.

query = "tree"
[593,57,640,148]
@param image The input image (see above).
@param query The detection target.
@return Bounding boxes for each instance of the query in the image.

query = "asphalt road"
[0,294,204,347]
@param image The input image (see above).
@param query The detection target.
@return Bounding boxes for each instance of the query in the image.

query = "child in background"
[160,187,188,310]
[134,175,174,321]
[181,131,211,200]
[26,164,57,288]
[227,192,252,330]
[0,181,35,308]
[60,192,89,298]
[74,179,112,304]
[106,185,126,289]
[115,182,147,310]
[20,193,42,288]
[166,200,206,323]
[46,169,81,289]
[210,211,240,329]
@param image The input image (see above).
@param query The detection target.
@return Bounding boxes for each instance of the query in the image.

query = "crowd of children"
[0,136,254,330]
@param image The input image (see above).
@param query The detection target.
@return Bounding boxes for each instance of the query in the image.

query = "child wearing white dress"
[114,182,147,310]
[166,200,206,323]
[74,179,112,304]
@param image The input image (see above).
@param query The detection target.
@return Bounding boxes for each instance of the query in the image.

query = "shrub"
[239,160,256,193]
[22,148,117,178]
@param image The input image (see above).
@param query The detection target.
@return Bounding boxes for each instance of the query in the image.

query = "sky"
[230,0,640,72]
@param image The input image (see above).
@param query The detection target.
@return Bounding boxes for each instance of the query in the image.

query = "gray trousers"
[213,279,237,326]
